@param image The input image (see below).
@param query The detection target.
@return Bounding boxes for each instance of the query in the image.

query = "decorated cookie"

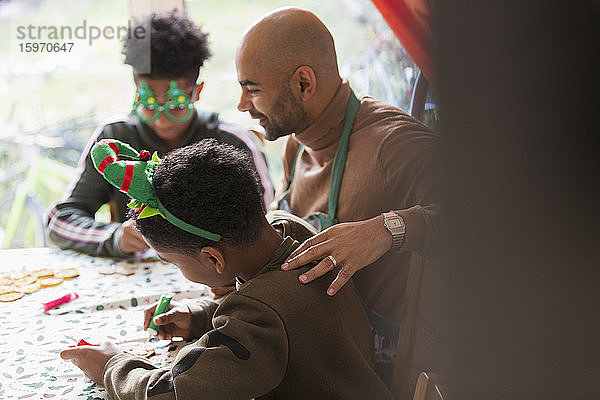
[0,285,15,294]
[20,282,41,294]
[0,291,25,302]
[13,275,37,287]
[121,342,155,358]
[9,270,30,280]
[115,265,134,276]
[34,269,55,279]
[39,277,64,287]
[55,268,80,279]
[98,266,116,275]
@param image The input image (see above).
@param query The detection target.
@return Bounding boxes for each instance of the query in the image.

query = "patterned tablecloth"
[0,247,211,400]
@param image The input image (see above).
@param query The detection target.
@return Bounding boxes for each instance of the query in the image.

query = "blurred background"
[2,1,597,398]
[0,0,419,249]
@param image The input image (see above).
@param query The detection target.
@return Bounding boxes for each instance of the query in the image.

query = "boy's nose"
[153,112,175,128]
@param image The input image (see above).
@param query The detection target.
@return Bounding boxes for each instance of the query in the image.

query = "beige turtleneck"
[276,80,439,322]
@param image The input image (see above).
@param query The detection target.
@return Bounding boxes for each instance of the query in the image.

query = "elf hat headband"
[91,139,221,241]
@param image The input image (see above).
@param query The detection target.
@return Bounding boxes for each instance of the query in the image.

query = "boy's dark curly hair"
[122,11,211,80]
[134,139,264,255]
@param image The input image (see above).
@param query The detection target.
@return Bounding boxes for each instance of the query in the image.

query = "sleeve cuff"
[394,205,426,254]
[104,352,136,372]
[102,352,157,391]
[110,223,128,257]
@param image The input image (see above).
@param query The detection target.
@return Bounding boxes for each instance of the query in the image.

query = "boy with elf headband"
[60,138,394,400]
[47,11,273,258]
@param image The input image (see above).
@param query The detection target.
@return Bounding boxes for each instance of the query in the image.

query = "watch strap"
[383,211,406,250]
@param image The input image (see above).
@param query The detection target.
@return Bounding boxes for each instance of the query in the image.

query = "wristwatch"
[382,211,406,250]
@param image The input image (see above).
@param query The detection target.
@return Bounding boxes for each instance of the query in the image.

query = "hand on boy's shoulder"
[281,216,392,296]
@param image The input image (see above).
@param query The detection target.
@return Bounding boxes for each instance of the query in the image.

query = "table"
[0,247,211,399]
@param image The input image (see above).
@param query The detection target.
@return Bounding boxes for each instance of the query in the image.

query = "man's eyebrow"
[239,80,259,86]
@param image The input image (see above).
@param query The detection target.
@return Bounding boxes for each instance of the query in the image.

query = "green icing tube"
[147,293,174,336]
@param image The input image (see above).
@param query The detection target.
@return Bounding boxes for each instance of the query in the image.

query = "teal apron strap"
[284,90,360,230]
[327,90,360,221]
[285,144,304,191]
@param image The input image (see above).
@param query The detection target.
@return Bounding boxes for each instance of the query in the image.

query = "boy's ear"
[194,82,205,102]
[200,246,226,274]
[291,65,317,101]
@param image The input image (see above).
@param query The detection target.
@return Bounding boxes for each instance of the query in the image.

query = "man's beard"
[262,86,309,141]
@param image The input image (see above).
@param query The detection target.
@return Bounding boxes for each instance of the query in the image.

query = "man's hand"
[143,300,192,340]
[281,215,393,296]
[60,341,122,384]
[119,219,150,253]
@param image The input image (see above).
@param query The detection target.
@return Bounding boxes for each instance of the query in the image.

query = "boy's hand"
[60,341,122,384]
[211,279,236,299]
[144,300,191,340]
[119,219,150,253]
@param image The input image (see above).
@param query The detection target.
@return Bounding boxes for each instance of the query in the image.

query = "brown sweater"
[103,235,393,400]
[277,81,439,323]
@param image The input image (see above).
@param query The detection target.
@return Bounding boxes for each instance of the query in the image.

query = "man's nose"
[238,92,253,112]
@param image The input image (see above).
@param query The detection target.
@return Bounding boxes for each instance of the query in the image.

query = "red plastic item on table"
[68,339,99,348]
[77,339,99,346]
[42,292,79,313]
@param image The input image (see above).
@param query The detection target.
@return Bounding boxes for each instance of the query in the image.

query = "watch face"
[389,219,401,228]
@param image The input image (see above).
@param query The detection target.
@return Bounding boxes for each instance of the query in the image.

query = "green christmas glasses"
[133,81,195,123]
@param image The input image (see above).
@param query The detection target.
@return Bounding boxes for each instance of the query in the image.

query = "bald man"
[236,7,439,400]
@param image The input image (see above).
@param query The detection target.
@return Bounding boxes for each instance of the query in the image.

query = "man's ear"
[200,246,226,274]
[291,65,317,101]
